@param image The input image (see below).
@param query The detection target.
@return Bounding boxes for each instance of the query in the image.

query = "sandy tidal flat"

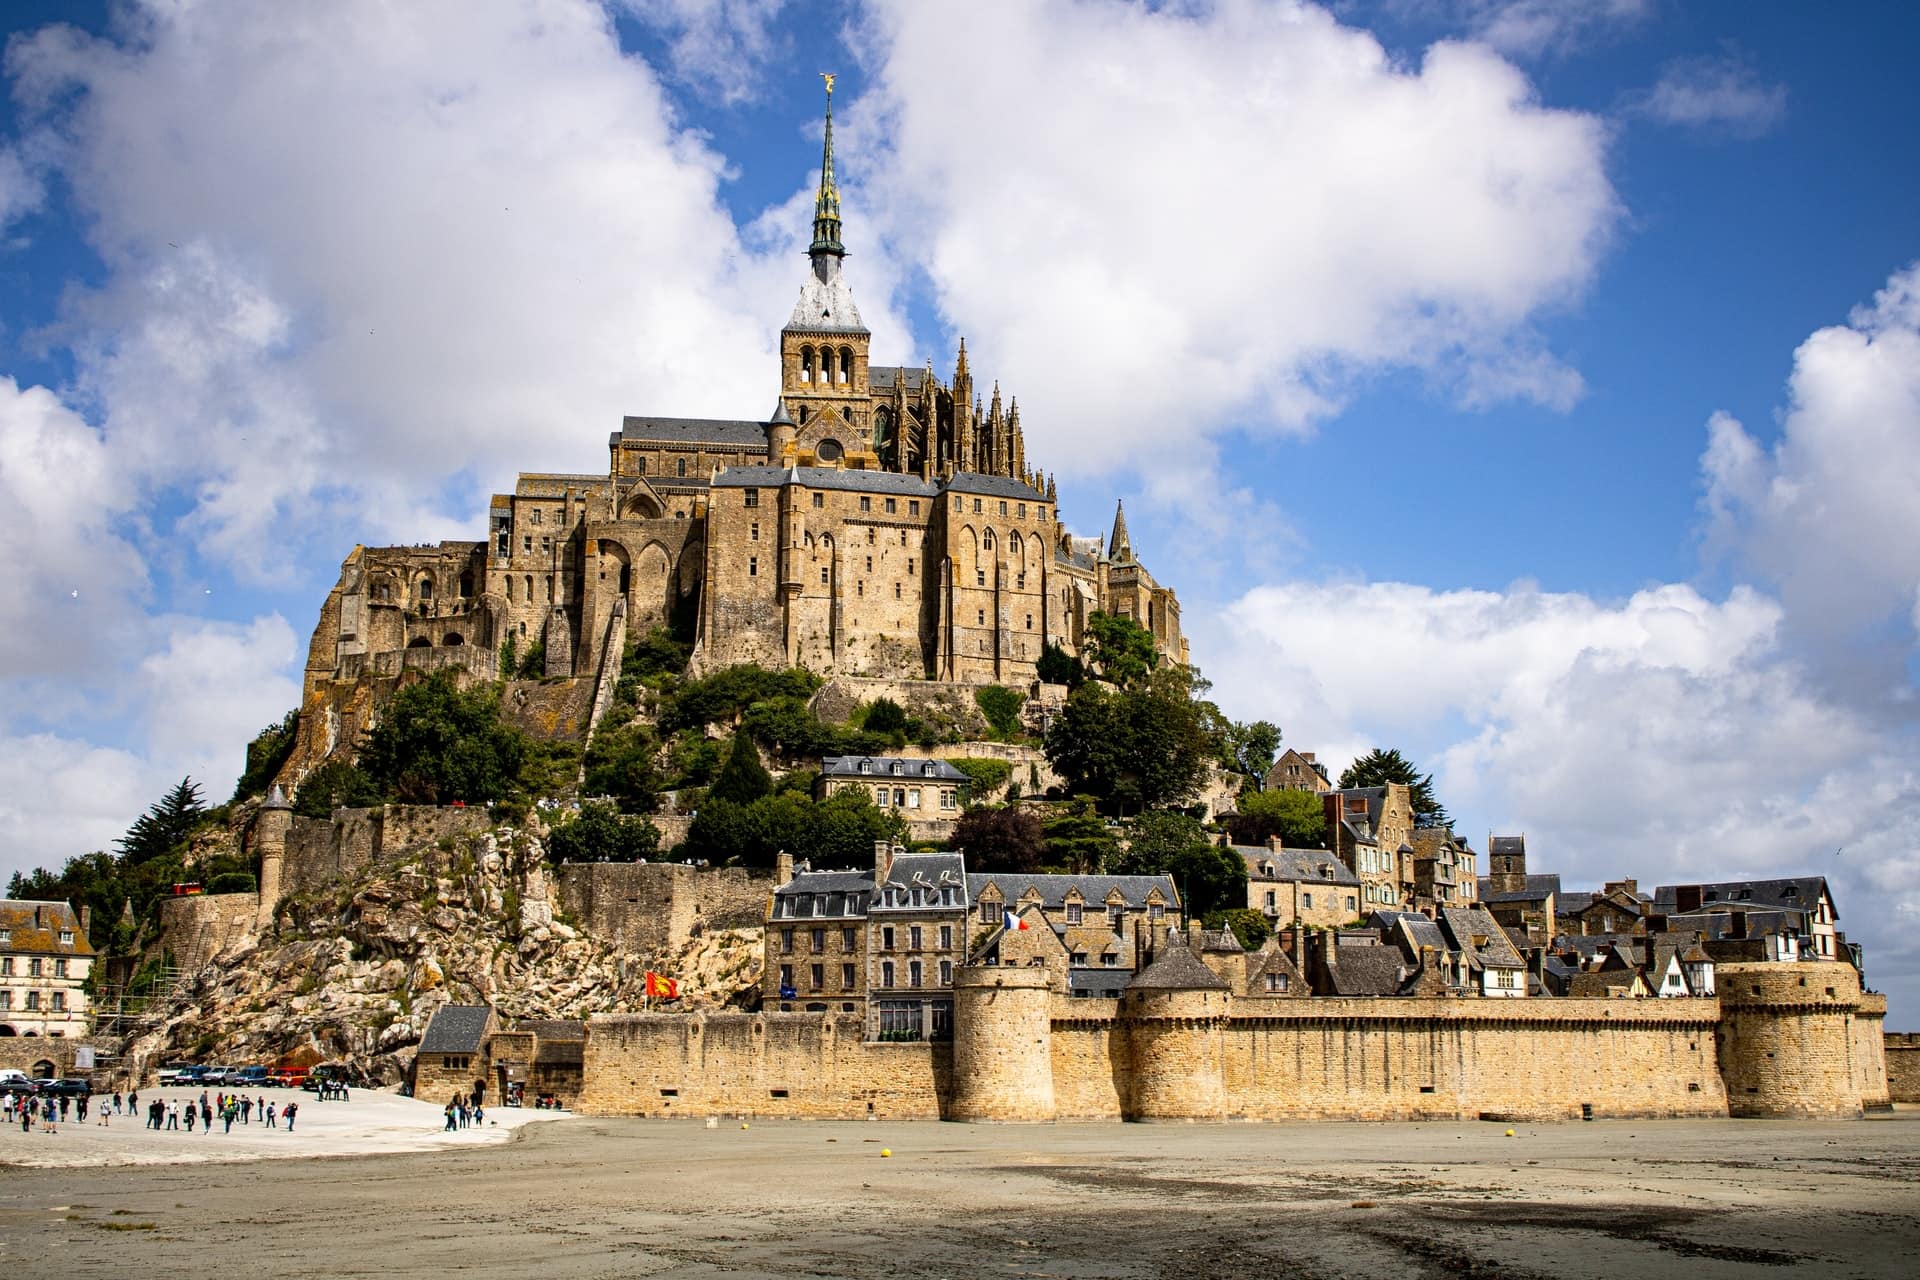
[2,1108,1917,1278]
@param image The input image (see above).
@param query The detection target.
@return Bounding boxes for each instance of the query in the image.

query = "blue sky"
[2,1,1918,1023]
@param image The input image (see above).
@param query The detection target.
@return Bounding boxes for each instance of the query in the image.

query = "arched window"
[524,575,533,600]
[458,571,473,598]
[408,636,432,648]
[442,633,464,647]
[800,345,815,383]
[838,346,854,383]
[983,530,995,552]
[416,576,433,602]
[676,457,687,477]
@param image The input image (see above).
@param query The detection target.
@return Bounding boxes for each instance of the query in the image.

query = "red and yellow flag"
[645,971,679,999]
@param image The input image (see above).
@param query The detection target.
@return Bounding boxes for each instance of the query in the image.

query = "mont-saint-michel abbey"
[4,80,1912,1240]
[298,84,1182,760]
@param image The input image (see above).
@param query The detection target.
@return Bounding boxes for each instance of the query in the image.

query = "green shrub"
[546,802,663,864]
[207,872,257,895]
[974,685,1026,739]
[949,757,1012,803]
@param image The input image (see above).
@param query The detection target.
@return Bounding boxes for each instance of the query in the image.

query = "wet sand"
[3,1107,1917,1278]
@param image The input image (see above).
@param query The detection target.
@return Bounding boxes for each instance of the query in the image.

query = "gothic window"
[636,456,647,475]
[983,531,995,551]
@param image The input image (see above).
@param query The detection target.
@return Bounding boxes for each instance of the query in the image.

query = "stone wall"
[1855,993,1889,1109]
[809,676,991,740]
[281,805,494,903]
[578,996,1734,1122]
[576,1010,949,1118]
[1717,962,1866,1118]
[552,862,773,954]
[498,676,595,743]
[1886,1031,1920,1103]
[157,893,261,973]
[0,1038,105,1080]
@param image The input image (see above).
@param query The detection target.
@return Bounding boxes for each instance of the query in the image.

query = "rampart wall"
[579,994,1746,1122]
[1886,1031,1920,1103]
[157,894,261,973]
[0,1039,101,1079]
[578,1011,949,1118]
[552,862,772,954]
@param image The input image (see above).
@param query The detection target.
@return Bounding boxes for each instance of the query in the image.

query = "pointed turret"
[1009,397,1025,479]
[786,75,866,335]
[1109,500,1134,564]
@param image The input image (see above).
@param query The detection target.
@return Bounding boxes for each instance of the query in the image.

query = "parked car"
[0,1071,36,1098]
[269,1067,308,1090]
[167,1065,209,1086]
[157,1064,191,1086]
[200,1066,241,1087]
[231,1066,271,1088]
[47,1078,92,1097]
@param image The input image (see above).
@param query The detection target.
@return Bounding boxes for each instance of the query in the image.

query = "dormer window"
[923,762,936,777]
[859,760,872,774]
[59,929,74,946]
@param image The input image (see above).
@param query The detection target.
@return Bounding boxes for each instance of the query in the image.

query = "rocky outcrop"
[122,825,762,1085]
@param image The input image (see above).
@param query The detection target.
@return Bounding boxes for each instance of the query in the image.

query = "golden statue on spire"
[821,71,836,97]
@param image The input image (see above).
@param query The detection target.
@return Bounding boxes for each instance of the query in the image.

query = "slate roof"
[0,900,94,957]
[1439,906,1526,971]
[822,755,968,782]
[515,1018,587,1042]
[1488,835,1527,858]
[620,416,770,448]
[1651,878,1833,914]
[1235,846,1360,886]
[1201,927,1244,954]
[787,258,868,333]
[1323,944,1412,996]
[711,465,939,496]
[868,366,930,391]
[1128,936,1229,991]
[1664,909,1804,941]
[772,868,875,919]
[1370,909,1447,955]
[1070,968,1133,998]
[945,473,1047,502]
[1477,873,1562,904]
[968,873,1178,912]
[874,852,967,898]
[419,1005,494,1055]
[1248,943,1306,993]
[1557,891,1596,915]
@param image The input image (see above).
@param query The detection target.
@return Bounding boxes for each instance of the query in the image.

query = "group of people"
[443,1084,486,1131]
[3,1087,299,1136]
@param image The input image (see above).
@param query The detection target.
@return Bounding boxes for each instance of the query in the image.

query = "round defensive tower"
[947,964,1057,1122]
[1122,934,1230,1122]
[253,783,293,932]
[1716,960,1865,1118]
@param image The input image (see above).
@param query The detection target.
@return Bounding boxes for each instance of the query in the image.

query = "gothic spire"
[1109,500,1134,564]
[809,73,844,259]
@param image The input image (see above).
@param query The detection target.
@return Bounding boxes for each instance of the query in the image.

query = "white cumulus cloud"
[1631,55,1787,137]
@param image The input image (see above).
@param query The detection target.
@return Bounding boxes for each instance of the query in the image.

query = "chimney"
[1268,836,1282,853]
[873,840,894,884]
[1730,911,1749,940]
[775,851,794,886]
[1289,921,1306,964]
[78,904,91,937]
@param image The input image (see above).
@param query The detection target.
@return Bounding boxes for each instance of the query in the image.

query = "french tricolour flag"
[1004,909,1030,932]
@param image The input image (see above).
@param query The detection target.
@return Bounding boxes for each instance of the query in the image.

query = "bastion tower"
[947,963,1057,1122]
[1120,933,1231,1121]
[252,783,292,932]
[1715,960,1871,1118]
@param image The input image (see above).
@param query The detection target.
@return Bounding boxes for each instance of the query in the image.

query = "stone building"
[815,755,967,835]
[1233,840,1362,930]
[1407,827,1477,910]
[1263,748,1330,794]
[286,83,1185,785]
[765,844,968,1041]
[967,872,1182,999]
[1323,784,1415,910]
[1652,878,1843,963]
[1477,834,1559,945]
[0,900,93,1038]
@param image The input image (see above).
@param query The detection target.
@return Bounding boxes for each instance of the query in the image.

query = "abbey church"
[294,85,1184,759]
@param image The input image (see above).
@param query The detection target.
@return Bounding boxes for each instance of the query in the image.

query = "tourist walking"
[444,1100,456,1131]
[184,1102,195,1133]
[166,1100,179,1130]
[284,1101,298,1132]
[265,1101,277,1128]
[241,1095,252,1124]
[77,1095,88,1122]
[201,1098,212,1131]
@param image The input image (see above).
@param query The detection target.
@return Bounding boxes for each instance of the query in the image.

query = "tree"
[1110,811,1247,918]
[1036,641,1084,688]
[709,733,774,805]
[116,778,205,864]
[547,802,662,863]
[1203,907,1272,951]
[1337,748,1451,829]
[292,760,382,818]
[682,790,906,869]
[953,807,1046,874]
[581,720,661,813]
[1082,611,1159,688]
[1043,666,1214,814]
[232,709,300,801]
[1040,797,1118,874]
[1224,720,1281,790]
[1228,787,1327,849]
[974,685,1025,739]
[860,697,909,741]
[949,757,1011,804]
[357,671,530,805]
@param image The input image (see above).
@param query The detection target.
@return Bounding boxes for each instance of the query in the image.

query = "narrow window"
[812,492,823,508]
[677,457,687,477]
[751,522,760,542]
[885,498,897,514]
[999,500,1008,516]
[973,498,982,513]
[810,963,824,989]
[821,567,830,584]
[860,496,871,513]
[909,500,920,515]
[749,557,758,577]
[842,963,856,988]
[744,488,759,508]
